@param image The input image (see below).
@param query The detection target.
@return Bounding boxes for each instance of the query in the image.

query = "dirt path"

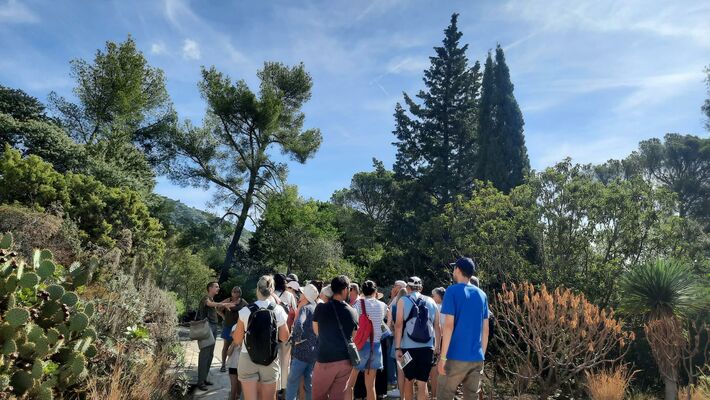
[181,328,232,399]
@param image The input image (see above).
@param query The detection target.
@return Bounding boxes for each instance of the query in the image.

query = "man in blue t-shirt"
[438,257,489,400]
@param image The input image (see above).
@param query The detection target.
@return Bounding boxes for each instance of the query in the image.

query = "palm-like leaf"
[619,259,705,319]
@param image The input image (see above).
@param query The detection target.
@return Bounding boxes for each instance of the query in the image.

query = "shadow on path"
[180,327,232,399]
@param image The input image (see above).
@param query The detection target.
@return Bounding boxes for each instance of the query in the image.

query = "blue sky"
[1,0,709,215]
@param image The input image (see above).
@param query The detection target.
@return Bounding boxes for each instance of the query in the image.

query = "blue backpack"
[404,296,432,343]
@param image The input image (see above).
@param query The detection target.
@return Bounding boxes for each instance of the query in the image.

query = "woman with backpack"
[347,281,387,400]
[232,275,290,400]
[286,283,320,400]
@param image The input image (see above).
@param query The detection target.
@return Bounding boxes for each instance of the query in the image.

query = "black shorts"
[229,368,238,375]
[401,347,433,382]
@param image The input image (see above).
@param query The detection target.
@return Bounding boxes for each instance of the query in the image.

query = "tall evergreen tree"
[477,45,529,193]
[392,13,481,207]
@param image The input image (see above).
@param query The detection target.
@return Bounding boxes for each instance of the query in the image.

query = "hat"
[452,257,476,277]
[287,280,301,292]
[287,273,299,283]
[302,284,319,304]
[407,276,423,290]
[393,280,406,288]
[320,285,333,298]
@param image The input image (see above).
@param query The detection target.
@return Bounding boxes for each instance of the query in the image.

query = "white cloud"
[504,0,710,47]
[386,56,429,75]
[182,39,200,60]
[150,41,167,55]
[0,0,39,23]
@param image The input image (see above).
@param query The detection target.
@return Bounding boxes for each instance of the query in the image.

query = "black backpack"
[244,303,279,366]
[404,296,433,343]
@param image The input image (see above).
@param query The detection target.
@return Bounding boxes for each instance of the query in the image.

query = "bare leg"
[364,369,377,400]
[429,366,438,399]
[222,340,231,369]
[259,383,277,400]
[398,366,405,398]
[403,379,414,400]
[345,368,359,400]
[230,374,243,400]
[415,381,428,400]
[242,380,258,400]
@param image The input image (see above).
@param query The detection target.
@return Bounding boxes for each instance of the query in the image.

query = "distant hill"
[151,195,252,247]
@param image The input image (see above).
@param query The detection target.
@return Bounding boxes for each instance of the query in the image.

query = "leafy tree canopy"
[160,62,322,282]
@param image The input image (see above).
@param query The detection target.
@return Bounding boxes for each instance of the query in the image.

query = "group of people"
[195,257,489,400]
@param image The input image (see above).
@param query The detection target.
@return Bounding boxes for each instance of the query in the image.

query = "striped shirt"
[354,297,388,342]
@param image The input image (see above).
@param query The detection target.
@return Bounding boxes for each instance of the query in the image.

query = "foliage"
[48,36,174,161]
[0,112,85,173]
[392,13,481,206]
[493,282,634,399]
[704,66,710,132]
[0,233,96,399]
[532,160,680,306]
[154,244,215,312]
[0,205,81,267]
[619,259,707,319]
[423,181,536,287]
[159,62,322,282]
[626,133,710,229]
[250,186,344,278]
[477,45,530,193]
[0,146,165,273]
[585,366,634,400]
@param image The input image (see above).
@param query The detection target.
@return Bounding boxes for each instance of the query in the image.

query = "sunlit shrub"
[494,282,634,399]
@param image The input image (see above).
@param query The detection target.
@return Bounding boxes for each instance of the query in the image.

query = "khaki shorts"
[238,352,280,384]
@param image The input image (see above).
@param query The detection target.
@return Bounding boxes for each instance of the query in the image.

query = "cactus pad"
[60,292,79,307]
[46,284,65,300]
[10,369,33,395]
[37,260,56,279]
[69,312,89,332]
[6,307,30,327]
[19,272,40,288]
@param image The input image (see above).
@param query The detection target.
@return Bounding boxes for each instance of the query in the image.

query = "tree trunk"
[663,377,677,400]
[219,174,257,283]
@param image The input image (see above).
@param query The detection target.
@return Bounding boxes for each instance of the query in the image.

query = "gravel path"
[180,327,232,399]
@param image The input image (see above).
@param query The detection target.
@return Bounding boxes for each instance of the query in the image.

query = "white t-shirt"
[354,297,388,342]
[238,299,288,353]
[277,290,297,311]
[227,324,241,368]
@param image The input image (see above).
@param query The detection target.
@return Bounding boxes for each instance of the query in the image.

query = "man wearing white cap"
[286,284,319,400]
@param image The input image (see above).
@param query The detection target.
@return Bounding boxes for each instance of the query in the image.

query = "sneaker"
[197,384,208,391]
[205,380,214,386]
[386,389,400,398]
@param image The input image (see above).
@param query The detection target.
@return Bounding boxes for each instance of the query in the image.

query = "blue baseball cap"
[452,257,476,277]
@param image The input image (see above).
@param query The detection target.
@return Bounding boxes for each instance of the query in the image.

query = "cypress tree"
[477,45,529,192]
[392,13,481,207]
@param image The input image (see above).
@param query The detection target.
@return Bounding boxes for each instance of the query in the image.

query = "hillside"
[151,195,252,247]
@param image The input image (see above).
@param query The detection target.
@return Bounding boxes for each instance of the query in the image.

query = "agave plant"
[619,259,705,320]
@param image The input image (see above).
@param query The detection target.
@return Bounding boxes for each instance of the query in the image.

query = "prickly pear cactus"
[0,233,96,399]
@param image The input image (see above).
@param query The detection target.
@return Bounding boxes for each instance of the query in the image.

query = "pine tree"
[477,45,529,193]
[392,13,481,207]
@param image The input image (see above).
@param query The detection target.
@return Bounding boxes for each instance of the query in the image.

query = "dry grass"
[678,384,710,400]
[585,366,633,400]
[86,346,178,400]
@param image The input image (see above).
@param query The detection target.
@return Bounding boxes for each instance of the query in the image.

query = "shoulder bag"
[332,301,360,367]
